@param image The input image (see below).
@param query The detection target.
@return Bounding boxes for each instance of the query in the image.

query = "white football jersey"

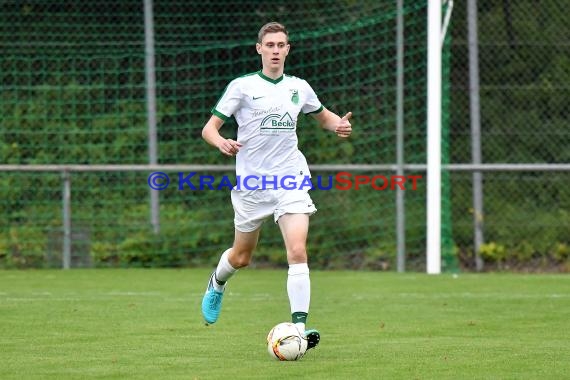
[212,71,323,188]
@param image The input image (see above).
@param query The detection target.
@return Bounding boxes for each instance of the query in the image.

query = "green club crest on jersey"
[290,89,299,104]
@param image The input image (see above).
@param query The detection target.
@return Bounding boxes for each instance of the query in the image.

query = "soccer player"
[201,22,352,352]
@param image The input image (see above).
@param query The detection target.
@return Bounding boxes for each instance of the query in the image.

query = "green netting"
[0,0,451,270]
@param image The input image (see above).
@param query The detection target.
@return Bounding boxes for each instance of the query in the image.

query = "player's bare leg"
[227,228,260,269]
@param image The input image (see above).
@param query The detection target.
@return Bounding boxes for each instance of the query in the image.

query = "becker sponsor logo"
[260,112,296,134]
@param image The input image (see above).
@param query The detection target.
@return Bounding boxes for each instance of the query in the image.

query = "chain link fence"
[450,0,569,271]
[0,0,568,271]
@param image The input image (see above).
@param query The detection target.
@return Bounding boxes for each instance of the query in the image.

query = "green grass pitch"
[1,269,569,379]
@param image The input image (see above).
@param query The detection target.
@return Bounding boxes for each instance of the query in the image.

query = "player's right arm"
[202,115,242,157]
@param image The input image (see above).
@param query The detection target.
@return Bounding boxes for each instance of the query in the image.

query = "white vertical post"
[427,0,442,274]
[144,0,160,234]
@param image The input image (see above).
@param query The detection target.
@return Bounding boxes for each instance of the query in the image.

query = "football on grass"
[266,322,308,361]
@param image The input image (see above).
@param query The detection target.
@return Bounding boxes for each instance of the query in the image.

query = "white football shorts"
[231,188,317,232]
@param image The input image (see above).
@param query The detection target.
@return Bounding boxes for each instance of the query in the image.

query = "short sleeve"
[211,79,242,120]
[301,80,323,115]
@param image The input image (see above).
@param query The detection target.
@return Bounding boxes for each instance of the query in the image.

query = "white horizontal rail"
[1,164,570,172]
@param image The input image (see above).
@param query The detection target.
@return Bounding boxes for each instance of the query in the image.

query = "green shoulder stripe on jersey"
[305,105,324,115]
[257,70,283,84]
[211,109,229,121]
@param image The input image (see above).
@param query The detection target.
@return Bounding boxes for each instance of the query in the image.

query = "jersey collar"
[257,70,284,84]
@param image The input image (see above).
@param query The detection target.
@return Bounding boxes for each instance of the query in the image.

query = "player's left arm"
[311,108,352,138]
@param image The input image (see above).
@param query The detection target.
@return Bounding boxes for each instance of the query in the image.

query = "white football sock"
[287,263,311,315]
[213,248,237,292]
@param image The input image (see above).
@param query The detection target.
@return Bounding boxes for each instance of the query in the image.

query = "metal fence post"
[62,170,71,269]
[396,0,406,273]
[468,0,484,271]
[144,0,160,234]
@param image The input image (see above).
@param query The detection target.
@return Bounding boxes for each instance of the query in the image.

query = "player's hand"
[335,112,352,138]
[218,139,242,156]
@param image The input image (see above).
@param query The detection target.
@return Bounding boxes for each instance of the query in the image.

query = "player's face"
[256,32,290,73]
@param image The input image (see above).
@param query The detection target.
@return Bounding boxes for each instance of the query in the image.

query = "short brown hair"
[257,22,289,44]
